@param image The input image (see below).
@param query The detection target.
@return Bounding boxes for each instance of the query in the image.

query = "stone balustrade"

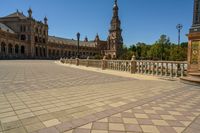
[60,58,187,78]
[136,61,187,77]
[106,60,131,72]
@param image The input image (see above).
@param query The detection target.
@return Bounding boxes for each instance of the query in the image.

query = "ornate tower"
[193,0,200,25]
[181,0,200,85]
[106,0,123,59]
[190,0,200,33]
[187,0,200,72]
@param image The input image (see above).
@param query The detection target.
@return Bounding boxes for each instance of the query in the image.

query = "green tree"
[169,42,188,61]
[119,45,134,60]
[147,35,171,60]
[120,35,188,61]
[135,42,150,60]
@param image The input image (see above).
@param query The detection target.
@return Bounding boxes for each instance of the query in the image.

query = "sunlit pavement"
[0,60,199,133]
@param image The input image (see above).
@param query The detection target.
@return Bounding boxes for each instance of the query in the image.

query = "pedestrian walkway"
[0,60,199,133]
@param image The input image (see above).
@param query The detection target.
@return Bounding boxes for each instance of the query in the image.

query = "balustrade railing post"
[138,62,141,73]
[148,62,151,75]
[70,58,72,64]
[76,58,79,66]
[156,62,159,76]
[152,62,155,75]
[85,56,89,67]
[141,62,144,74]
[175,63,178,77]
[130,55,136,74]
[64,58,66,64]
[181,63,184,77]
[101,56,106,70]
[161,62,163,76]
[170,63,173,78]
[165,63,168,76]
[145,62,148,74]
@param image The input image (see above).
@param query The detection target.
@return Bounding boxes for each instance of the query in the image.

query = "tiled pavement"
[0,60,200,133]
[66,87,200,133]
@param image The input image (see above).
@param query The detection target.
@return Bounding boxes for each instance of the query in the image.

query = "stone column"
[101,56,107,70]
[19,45,21,57]
[76,58,79,66]
[5,44,8,56]
[130,55,137,74]
[86,56,89,67]
[13,45,15,57]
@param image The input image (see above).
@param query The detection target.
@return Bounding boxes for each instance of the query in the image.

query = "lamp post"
[176,24,183,47]
[76,32,80,58]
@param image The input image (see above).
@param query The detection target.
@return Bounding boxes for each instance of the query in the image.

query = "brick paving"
[0,60,199,133]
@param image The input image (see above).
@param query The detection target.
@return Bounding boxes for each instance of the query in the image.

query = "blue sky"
[0,0,193,46]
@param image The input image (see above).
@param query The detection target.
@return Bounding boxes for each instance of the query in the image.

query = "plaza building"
[0,0,123,59]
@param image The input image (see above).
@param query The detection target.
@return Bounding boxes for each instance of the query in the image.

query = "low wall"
[60,58,187,78]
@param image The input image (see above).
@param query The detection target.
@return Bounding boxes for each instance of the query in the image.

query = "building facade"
[0,0,123,59]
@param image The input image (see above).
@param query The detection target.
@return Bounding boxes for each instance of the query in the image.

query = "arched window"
[35,36,38,43]
[35,47,38,56]
[23,26,26,32]
[43,38,46,43]
[21,46,25,54]
[65,51,68,57]
[1,42,6,53]
[61,50,63,56]
[21,35,26,41]
[40,47,42,56]
[53,50,55,56]
[20,25,23,32]
[15,45,19,54]
[43,48,46,57]
[35,28,38,33]
[56,50,59,56]
[8,44,13,54]
[48,49,51,56]
[39,37,42,43]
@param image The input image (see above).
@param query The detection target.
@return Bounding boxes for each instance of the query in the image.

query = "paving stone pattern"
[0,60,199,133]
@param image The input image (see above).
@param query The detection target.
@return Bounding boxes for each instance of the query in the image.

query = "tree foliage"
[119,34,188,61]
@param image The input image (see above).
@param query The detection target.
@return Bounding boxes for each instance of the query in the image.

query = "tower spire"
[113,0,119,17]
[193,0,200,25]
[115,0,117,5]
[106,0,123,59]
[44,16,48,25]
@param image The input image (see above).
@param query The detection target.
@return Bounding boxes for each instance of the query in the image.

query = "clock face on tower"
[111,34,115,39]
